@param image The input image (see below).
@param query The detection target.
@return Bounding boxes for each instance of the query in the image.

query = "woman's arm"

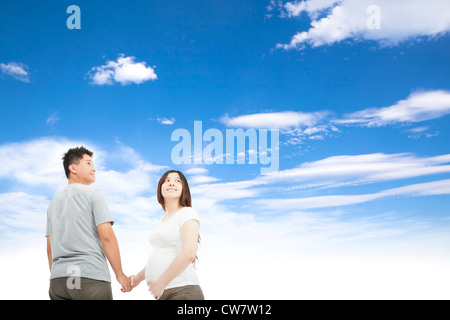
[130,267,146,289]
[148,219,199,299]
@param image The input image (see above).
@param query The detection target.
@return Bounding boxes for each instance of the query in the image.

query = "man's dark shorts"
[49,277,112,300]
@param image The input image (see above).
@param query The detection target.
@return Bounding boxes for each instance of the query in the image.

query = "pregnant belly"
[145,250,177,281]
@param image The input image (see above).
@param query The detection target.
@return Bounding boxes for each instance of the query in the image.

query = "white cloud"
[0,192,48,232]
[192,183,450,299]
[0,137,83,192]
[219,90,450,145]
[159,118,174,125]
[283,124,338,145]
[0,137,167,229]
[0,137,166,197]
[184,167,209,175]
[46,112,60,126]
[182,167,220,184]
[335,90,450,126]
[149,117,175,125]
[188,175,220,185]
[221,111,328,129]
[187,152,450,205]
[277,0,450,50]
[284,0,340,18]
[406,126,440,139]
[191,179,265,201]
[263,152,450,187]
[256,179,450,210]
[408,126,430,134]
[88,54,157,85]
[0,62,30,82]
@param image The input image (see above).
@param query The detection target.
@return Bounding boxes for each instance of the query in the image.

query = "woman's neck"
[164,199,183,215]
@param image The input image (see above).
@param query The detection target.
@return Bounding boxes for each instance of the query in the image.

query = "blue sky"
[1,0,450,299]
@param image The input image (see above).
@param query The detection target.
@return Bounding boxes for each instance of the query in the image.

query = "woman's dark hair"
[62,146,93,179]
[157,170,191,209]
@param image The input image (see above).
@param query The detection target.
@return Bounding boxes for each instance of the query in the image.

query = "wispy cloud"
[262,152,450,187]
[184,167,220,184]
[220,90,450,145]
[46,112,60,126]
[0,62,30,82]
[1,140,447,233]
[406,126,440,139]
[220,110,335,145]
[221,111,328,129]
[275,0,450,50]
[0,137,166,196]
[191,178,265,201]
[0,192,48,231]
[189,152,450,205]
[335,90,450,127]
[184,167,209,175]
[0,137,167,236]
[0,137,82,191]
[87,54,157,85]
[149,117,175,125]
[256,179,450,210]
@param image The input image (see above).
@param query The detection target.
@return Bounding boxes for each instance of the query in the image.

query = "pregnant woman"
[130,170,204,300]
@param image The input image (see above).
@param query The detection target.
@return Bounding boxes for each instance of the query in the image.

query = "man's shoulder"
[72,183,101,192]
[52,184,103,201]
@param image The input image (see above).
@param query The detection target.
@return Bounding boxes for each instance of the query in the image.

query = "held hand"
[117,273,132,293]
[130,274,142,289]
[147,279,165,300]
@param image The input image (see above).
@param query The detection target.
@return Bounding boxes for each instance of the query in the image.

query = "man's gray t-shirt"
[46,183,113,282]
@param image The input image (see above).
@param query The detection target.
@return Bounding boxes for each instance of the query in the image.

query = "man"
[46,146,131,299]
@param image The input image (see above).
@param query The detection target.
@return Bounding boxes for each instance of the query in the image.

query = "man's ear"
[69,163,77,175]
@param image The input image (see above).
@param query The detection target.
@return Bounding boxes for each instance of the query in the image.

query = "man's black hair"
[62,146,93,179]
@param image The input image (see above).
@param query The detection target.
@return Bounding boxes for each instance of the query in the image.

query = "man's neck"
[68,177,90,185]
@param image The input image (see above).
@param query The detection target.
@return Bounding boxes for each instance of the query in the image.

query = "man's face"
[70,154,96,185]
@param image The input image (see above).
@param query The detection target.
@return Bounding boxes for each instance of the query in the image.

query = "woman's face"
[161,172,183,201]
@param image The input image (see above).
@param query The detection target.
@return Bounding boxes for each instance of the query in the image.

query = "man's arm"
[46,236,52,271]
[97,222,131,292]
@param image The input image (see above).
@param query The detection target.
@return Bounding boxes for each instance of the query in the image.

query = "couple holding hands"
[45,147,204,300]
